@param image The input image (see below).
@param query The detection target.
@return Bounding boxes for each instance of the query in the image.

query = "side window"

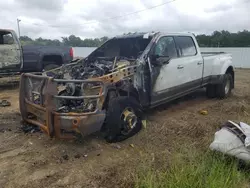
[175,36,197,56]
[0,33,14,45]
[154,36,177,58]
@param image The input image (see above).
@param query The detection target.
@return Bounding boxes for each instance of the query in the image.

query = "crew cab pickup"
[0,29,73,76]
[19,32,234,143]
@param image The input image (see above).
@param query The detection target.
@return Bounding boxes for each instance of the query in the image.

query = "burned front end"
[19,57,138,139]
[19,33,153,139]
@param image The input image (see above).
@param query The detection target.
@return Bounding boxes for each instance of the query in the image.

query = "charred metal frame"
[19,65,138,139]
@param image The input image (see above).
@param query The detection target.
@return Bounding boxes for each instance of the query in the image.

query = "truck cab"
[142,33,234,107]
[0,29,22,74]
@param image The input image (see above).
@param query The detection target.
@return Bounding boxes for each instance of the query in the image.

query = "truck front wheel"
[104,96,143,143]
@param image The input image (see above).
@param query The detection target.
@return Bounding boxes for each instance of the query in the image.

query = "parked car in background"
[0,29,73,76]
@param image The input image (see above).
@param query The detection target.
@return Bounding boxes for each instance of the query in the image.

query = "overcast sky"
[0,0,249,40]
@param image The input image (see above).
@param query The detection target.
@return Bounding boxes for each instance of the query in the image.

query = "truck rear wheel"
[104,96,143,143]
[216,73,233,99]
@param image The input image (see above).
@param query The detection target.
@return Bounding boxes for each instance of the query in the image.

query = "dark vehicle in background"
[22,45,74,72]
[0,29,73,76]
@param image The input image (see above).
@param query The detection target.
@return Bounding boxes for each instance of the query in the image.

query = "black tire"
[206,84,216,98]
[43,63,59,71]
[104,96,143,143]
[216,73,233,99]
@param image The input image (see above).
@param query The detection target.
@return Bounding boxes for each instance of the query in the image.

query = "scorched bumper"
[19,73,106,139]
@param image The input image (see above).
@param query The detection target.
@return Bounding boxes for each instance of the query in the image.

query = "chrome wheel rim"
[225,79,230,94]
[120,107,138,135]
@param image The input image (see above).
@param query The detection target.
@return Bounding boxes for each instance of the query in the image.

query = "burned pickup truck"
[19,32,234,142]
[0,29,73,76]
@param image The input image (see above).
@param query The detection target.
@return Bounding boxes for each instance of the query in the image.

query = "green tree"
[18,30,250,47]
[196,30,250,47]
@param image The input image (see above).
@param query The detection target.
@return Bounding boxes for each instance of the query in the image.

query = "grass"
[134,88,250,188]
[134,149,249,188]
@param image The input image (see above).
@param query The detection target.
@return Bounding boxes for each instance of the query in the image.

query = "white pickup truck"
[20,32,234,142]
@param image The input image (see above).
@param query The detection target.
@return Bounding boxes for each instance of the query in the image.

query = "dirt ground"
[0,69,249,188]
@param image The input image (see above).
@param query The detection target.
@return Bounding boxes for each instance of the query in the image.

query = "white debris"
[210,120,250,161]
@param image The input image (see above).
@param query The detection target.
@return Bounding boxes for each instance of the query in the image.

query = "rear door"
[174,36,203,91]
[0,31,21,70]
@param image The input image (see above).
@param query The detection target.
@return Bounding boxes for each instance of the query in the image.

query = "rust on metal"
[19,71,110,139]
[89,65,137,84]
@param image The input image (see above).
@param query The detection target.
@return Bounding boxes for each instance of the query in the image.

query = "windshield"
[88,36,152,59]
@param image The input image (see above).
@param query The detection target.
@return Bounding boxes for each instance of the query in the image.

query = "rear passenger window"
[175,36,197,56]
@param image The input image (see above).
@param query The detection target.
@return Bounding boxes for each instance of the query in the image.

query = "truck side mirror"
[151,54,170,66]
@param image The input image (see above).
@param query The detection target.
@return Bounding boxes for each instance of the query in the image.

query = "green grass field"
[135,149,250,188]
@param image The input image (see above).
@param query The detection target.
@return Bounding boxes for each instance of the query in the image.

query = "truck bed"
[22,45,73,72]
[201,52,226,57]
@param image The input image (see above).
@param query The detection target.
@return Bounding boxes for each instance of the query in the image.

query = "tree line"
[20,35,109,47]
[197,30,250,47]
[19,30,250,47]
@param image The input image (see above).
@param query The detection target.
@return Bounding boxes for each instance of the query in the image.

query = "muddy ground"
[0,69,249,188]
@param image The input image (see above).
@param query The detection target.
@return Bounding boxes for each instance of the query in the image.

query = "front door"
[150,36,184,105]
[0,31,21,71]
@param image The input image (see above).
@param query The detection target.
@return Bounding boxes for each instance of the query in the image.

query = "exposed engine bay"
[47,56,134,80]
[43,56,135,113]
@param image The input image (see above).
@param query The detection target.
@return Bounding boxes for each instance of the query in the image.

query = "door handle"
[177,65,184,69]
[197,62,203,65]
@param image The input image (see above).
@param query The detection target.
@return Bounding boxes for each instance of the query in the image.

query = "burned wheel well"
[102,88,140,110]
[226,66,234,88]
[42,55,63,67]
[118,89,140,102]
